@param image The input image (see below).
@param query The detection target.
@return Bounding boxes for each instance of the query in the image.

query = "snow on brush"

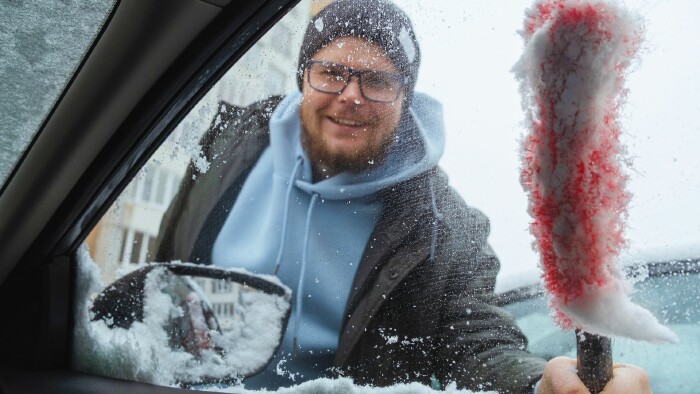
[514,0,677,343]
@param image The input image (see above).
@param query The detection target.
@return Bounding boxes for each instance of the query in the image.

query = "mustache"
[323,110,376,124]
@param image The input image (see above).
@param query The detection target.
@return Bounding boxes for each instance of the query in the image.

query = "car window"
[0,0,114,187]
[75,0,700,392]
[76,0,316,388]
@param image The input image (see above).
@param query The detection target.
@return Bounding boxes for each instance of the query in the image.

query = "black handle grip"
[576,329,613,393]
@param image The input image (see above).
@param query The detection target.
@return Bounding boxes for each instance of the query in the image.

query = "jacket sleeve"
[151,100,244,263]
[152,96,282,263]
[433,185,545,393]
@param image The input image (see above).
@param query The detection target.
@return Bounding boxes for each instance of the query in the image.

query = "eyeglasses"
[305,60,405,103]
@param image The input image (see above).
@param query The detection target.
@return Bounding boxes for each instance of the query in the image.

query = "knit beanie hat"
[297,0,421,104]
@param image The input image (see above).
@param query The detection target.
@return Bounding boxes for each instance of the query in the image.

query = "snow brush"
[514,0,678,392]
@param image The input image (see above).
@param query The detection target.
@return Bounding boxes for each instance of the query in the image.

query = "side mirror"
[88,262,291,386]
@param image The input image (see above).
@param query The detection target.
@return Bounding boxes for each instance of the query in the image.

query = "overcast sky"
[392,0,700,289]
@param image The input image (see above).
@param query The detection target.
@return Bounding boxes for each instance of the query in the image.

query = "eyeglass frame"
[304,60,406,103]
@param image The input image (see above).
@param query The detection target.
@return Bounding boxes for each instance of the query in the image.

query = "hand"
[537,357,650,394]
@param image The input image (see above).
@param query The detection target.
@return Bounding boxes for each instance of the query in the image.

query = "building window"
[130,165,179,208]
[213,302,235,318]
[212,280,233,294]
[140,170,155,202]
[119,228,151,264]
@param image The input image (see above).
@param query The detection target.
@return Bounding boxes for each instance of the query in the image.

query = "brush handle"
[576,330,613,393]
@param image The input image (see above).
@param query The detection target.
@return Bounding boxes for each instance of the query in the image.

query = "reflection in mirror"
[73,251,291,387]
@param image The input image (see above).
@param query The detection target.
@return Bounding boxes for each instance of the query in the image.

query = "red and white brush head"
[515,0,676,343]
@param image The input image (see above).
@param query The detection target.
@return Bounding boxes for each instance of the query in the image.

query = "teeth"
[331,117,362,126]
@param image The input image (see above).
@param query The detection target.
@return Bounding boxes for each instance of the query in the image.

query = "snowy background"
[393,0,700,290]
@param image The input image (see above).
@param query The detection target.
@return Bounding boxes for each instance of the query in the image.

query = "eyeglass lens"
[307,62,401,102]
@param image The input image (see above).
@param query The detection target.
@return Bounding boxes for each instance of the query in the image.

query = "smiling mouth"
[328,116,367,128]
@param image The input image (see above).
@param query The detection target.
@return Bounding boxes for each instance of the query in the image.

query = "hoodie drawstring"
[273,158,303,275]
[428,177,442,262]
[293,192,319,356]
[271,156,318,356]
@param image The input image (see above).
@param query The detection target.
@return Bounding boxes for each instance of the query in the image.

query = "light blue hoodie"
[212,91,444,387]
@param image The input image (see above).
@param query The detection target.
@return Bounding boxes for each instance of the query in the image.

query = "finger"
[600,365,651,394]
[539,357,590,394]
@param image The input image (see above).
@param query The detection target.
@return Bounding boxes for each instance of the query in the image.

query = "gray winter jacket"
[154,96,546,393]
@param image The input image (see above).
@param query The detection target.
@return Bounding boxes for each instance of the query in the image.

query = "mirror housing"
[88,262,291,386]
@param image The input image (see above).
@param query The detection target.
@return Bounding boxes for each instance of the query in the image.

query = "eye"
[320,67,345,80]
[363,71,399,90]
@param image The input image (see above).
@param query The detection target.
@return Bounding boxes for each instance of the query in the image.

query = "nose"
[338,75,365,104]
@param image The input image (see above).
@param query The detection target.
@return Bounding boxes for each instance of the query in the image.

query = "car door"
[0,0,299,392]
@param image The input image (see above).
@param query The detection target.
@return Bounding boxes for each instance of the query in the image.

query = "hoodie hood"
[269,91,444,200]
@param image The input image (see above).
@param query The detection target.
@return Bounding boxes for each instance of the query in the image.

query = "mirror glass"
[75,259,291,386]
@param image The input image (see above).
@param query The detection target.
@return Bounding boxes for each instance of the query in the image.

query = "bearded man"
[154,1,651,393]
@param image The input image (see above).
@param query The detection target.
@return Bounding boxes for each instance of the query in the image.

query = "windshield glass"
[78,0,700,392]
[0,0,114,187]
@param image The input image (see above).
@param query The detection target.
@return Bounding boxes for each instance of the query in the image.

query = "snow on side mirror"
[87,262,291,387]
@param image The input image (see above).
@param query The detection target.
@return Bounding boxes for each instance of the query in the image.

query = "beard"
[299,124,394,175]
